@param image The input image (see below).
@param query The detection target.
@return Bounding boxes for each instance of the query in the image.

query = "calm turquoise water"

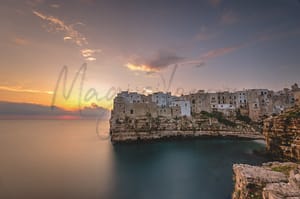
[0,120,267,199]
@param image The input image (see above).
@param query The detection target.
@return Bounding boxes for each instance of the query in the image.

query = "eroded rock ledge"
[110,114,263,142]
[232,162,300,199]
[111,130,263,143]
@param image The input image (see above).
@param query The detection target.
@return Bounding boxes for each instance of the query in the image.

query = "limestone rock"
[232,162,300,199]
[263,106,300,161]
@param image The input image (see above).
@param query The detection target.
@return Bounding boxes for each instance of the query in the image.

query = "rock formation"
[232,106,300,199]
[110,114,263,142]
[263,106,300,161]
[232,162,300,199]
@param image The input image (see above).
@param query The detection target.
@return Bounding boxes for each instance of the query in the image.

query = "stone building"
[112,83,298,123]
[183,90,211,114]
[294,91,300,106]
[292,83,300,106]
[170,100,191,117]
[111,91,191,123]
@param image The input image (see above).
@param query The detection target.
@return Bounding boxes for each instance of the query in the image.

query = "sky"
[0,0,300,116]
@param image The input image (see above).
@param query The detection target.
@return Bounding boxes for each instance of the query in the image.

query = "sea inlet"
[0,120,267,199]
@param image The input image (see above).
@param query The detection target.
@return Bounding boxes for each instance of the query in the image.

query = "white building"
[170,100,191,116]
[151,92,172,107]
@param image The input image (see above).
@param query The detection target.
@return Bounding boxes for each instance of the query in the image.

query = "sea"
[0,120,267,199]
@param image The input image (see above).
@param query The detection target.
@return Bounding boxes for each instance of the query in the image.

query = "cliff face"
[232,162,300,199]
[110,115,263,142]
[232,106,300,199]
[263,106,300,161]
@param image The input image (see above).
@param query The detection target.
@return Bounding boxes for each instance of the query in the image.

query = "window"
[130,109,134,114]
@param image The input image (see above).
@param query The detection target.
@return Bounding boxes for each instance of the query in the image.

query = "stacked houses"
[111,83,300,122]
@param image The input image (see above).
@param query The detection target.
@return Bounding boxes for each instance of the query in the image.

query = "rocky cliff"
[232,162,300,199]
[232,106,300,199]
[110,114,263,142]
[263,106,300,161]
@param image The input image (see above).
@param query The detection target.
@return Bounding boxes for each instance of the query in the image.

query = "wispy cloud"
[195,32,217,41]
[0,86,53,95]
[33,10,88,46]
[50,4,60,8]
[180,44,242,68]
[208,0,222,7]
[33,10,101,61]
[12,37,29,46]
[200,45,242,60]
[221,11,238,25]
[63,36,72,41]
[125,50,184,72]
[195,26,219,41]
[81,48,101,61]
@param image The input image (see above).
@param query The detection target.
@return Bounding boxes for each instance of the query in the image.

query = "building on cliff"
[111,84,298,126]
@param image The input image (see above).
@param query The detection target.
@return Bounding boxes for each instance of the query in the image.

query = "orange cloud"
[125,50,184,72]
[12,37,29,46]
[125,63,159,72]
[0,86,53,95]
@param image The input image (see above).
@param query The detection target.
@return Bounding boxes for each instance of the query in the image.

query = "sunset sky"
[1,0,300,114]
